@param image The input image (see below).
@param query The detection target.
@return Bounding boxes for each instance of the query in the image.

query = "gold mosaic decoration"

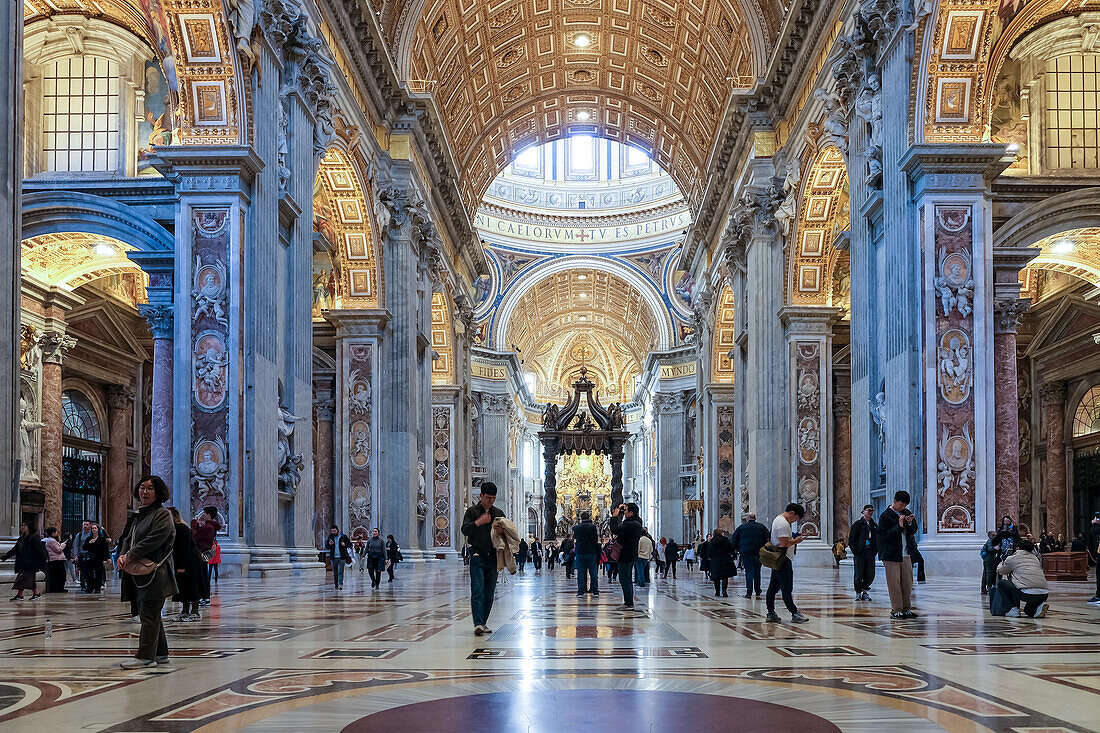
[789,145,848,306]
[314,148,381,309]
[711,284,735,383]
[1023,228,1100,288]
[403,0,777,214]
[21,232,146,290]
[431,291,455,385]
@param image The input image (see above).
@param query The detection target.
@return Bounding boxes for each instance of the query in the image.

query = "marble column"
[38,332,74,531]
[0,0,21,539]
[138,304,173,488]
[481,393,513,500]
[313,393,335,549]
[833,390,853,541]
[993,299,1029,524]
[105,385,135,540]
[377,186,431,549]
[653,392,685,537]
[743,190,788,524]
[1040,381,1067,535]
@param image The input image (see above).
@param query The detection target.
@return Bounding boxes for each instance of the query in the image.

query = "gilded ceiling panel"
[400,0,776,213]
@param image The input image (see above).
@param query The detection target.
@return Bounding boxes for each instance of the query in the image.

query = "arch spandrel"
[712,284,735,383]
[787,145,849,306]
[431,291,455,385]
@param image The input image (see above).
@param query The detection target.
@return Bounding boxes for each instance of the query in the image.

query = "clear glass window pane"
[41,55,120,172]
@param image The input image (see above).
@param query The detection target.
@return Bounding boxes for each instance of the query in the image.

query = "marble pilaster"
[138,305,173,488]
[833,390,853,542]
[327,310,388,541]
[377,186,431,550]
[781,305,842,563]
[480,392,513,504]
[653,392,685,538]
[105,385,135,540]
[0,0,21,539]
[1039,381,1068,535]
[312,393,335,549]
[993,298,1028,524]
[38,331,75,531]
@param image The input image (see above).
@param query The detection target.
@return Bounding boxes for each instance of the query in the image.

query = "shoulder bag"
[607,541,622,562]
[758,542,788,570]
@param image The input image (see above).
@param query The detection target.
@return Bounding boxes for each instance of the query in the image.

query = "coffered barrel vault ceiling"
[396,0,782,213]
[504,268,663,401]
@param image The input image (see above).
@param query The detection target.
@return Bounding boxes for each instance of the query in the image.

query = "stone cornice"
[324,308,392,337]
[477,200,690,230]
[900,143,1015,195]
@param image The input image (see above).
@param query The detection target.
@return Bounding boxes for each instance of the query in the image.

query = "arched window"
[1072,385,1100,437]
[24,16,166,176]
[62,389,102,442]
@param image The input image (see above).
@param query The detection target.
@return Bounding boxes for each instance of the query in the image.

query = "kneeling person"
[993,538,1049,618]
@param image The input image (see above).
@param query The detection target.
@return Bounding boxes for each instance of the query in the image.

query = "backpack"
[988,585,1014,616]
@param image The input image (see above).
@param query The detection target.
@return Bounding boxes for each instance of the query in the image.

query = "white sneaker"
[149,658,172,674]
[482,625,493,634]
[1006,607,1021,617]
[120,658,156,670]
[130,616,141,623]
[474,625,486,636]
[1032,602,1047,618]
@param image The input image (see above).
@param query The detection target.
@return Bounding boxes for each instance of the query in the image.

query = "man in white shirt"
[765,503,809,624]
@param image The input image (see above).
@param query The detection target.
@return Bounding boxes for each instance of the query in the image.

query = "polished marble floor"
[1,560,1098,732]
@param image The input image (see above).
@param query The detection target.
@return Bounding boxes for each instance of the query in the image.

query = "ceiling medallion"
[488,6,521,29]
[640,45,668,68]
[498,47,524,68]
[502,83,530,104]
[642,4,676,28]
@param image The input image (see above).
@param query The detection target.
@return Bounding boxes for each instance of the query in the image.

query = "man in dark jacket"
[730,513,769,598]
[572,512,600,597]
[324,525,352,590]
[879,490,919,619]
[664,538,679,578]
[561,536,576,578]
[609,502,644,610]
[460,481,505,635]
[848,504,878,601]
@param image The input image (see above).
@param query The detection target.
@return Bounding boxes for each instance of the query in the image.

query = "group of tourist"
[327,526,401,590]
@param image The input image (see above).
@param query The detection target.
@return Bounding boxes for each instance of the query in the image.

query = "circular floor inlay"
[340,689,844,732]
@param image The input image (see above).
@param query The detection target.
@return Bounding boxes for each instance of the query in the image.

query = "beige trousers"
[883,557,913,613]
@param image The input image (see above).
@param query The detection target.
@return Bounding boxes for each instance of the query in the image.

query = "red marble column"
[138,305,174,489]
[105,385,134,540]
[1040,381,1068,535]
[313,395,335,549]
[37,332,74,531]
[833,391,852,541]
[993,299,1027,524]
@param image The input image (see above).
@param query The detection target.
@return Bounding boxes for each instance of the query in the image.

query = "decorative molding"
[138,304,175,339]
[1038,381,1067,406]
[993,297,1030,335]
[105,385,136,410]
[39,332,76,365]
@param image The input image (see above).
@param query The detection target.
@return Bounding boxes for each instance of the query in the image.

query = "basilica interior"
[2,0,1100,729]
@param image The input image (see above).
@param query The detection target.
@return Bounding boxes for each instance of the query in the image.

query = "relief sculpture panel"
[347,343,376,540]
[432,405,453,547]
[793,343,823,538]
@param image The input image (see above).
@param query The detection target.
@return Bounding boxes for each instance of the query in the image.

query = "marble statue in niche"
[18,390,42,479]
[1018,374,1031,411]
[813,88,849,156]
[277,399,305,495]
[1019,419,1031,463]
[870,391,886,474]
[773,153,801,238]
[934,252,975,317]
[938,330,973,405]
[416,460,428,521]
[936,422,975,497]
[855,73,883,187]
[192,258,228,327]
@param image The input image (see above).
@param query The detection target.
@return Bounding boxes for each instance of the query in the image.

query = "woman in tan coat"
[116,475,177,670]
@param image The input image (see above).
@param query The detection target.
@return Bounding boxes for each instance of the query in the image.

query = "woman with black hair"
[116,475,176,670]
[386,534,401,582]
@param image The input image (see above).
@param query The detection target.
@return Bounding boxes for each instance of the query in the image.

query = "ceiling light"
[576,110,591,121]
[1052,239,1075,254]
[94,242,116,257]
[577,274,588,280]
[579,315,587,321]
[573,33,591,48]
[579,292,589,297]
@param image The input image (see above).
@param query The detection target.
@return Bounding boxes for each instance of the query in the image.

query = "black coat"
[386,539,400,562]
[878,507,918,562]
[2,533,47,574]
[708,534,737,580]
[572,521,600,555]
[665,539,679,562]
[609,515,643,563]
[848,518,878,559]
[172,522,204,603]
[82,534,110,563]
[460,502,506,556]
[325,533,353,563]
[730,521,770,556]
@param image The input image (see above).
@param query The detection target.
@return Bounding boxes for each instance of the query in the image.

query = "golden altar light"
[557,453,610,525]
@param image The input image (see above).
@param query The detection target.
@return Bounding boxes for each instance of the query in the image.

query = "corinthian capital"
[1039,381,1067,406]
[993,297,1030,335]
[138,304,175,339]
[39,331,76,365]
[106,385,136,410]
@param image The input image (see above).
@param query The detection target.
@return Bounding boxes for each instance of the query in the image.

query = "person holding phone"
[609,502,644,610]
[879,490,919,619]
[461,481,506,635]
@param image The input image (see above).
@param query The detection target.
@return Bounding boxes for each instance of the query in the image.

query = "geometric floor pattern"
[1,562,1097,731]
